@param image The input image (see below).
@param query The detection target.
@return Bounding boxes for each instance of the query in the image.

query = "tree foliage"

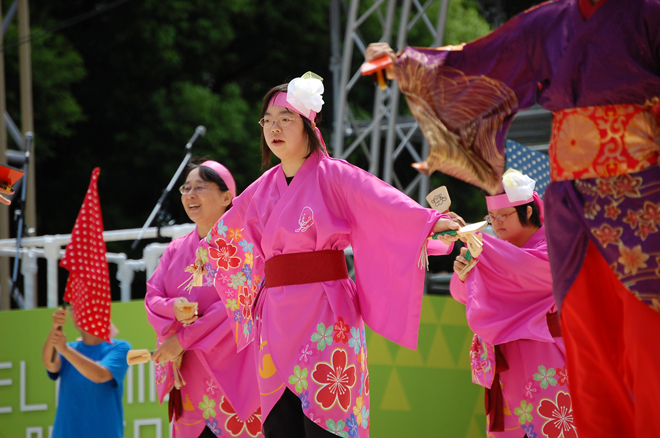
[3,0,497,248]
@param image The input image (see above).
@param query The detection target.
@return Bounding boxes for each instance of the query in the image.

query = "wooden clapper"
[126,301,198,365]
[426,186,487,276]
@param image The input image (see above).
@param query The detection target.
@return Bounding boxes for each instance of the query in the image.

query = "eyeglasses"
[179,183,209,195]
[258,116,301,129]
[484,211,517,225]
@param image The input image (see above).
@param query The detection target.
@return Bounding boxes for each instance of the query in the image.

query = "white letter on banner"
[0,362,12,414]
[20,361,47,411]
[126,365,134,404]
[134,418,162,438]
[138,362,145,403]
[150,360,156,402]
[26,426,43,438]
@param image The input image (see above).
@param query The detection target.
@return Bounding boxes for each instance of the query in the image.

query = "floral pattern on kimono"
[146,230,261,437]
[450,228,576,437]
[287,317,370,437]
[194,151,450,433]
[573,165,660,311]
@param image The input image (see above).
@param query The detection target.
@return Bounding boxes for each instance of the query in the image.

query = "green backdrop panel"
[0,296,485,438]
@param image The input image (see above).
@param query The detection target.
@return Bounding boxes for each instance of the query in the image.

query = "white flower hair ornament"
[502,168,536,202]
[286,72,324,120]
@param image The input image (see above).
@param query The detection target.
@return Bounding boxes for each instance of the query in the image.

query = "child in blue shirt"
[42,307,130,438]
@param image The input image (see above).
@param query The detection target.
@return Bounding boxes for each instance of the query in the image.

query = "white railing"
[0,224,196,309]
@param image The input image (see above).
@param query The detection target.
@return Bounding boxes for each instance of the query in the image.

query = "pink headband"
[269,92,316,121]
[200,160,237,197]
[267,91,328,156]
[486,191,544,224]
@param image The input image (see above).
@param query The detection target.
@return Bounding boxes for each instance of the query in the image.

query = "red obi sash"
[264,250,349,288]
[549,101,660,181]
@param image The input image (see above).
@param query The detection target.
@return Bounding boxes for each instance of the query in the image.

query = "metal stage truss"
[330,0,451,205]
[329,0,551,207]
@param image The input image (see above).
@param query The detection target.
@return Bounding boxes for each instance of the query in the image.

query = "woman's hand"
[365,42,398,80]
[152,335,184,364]
[173,297,198,325]
[0,184,12,205]
[432,214,463,245]
[453,247,471,282]
[445,211,466,227]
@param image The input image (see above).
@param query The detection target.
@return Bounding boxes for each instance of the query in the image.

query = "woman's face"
[488,207,526,244]
[181,168,230,227]
[262,105,309,164]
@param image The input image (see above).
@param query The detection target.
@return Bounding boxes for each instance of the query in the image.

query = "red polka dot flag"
[59,168,112,342]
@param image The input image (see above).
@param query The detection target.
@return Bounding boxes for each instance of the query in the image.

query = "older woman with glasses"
[145,158,262,438]
[450,169,575,438]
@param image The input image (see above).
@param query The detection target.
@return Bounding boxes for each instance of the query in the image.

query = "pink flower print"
[206,378,218,395]
[307,410,324,426]
[525,380,538,400]
[299,344,313,364]
[155,363,167,385]
[219,274,230,284]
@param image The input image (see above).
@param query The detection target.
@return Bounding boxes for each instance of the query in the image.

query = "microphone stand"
[9,132,33,308]
[131,126,206,250]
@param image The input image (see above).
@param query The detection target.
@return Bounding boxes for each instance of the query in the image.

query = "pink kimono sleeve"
[192,187,262,352]
[462,233,556,345]
[176,300,231,351]
[145,243,178,337]
[449,273,468,305]
[340,165,442,350]
[426,238,454,255]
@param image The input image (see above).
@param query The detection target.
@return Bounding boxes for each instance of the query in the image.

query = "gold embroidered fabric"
[396,49,518,195]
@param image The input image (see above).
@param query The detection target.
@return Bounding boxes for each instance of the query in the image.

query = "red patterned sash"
[549,101,660,181]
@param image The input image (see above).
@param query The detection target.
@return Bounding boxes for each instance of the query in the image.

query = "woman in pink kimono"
[184,73,461,437]
[450,170,574,438]
[146,159,262,438]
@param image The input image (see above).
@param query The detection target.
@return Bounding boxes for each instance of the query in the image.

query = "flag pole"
[50,302,67,362]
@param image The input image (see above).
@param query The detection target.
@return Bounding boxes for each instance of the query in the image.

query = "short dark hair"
[259,84,323,169]
[185,157,230,193]
[515,200,542,228]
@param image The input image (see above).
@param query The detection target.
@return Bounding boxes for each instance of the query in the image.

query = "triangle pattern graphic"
[365,332,394,365]
[473,389,485,415]
[456,329,475,370]
[441,325,471,367]
[466,418,483,438]
[416,324,438,363]
[394,344,425,367]
[440,298,469,326]
[430,294,447,321]
[379,368,411,411]
[420,296,439,323]
[470,389,487,438]
[425,326,456,369]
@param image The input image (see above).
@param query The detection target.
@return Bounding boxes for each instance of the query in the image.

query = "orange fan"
[0,164,24,195]
[360,55,393,90]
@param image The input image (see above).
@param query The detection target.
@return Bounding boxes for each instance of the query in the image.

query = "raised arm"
[42,308,66,373]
